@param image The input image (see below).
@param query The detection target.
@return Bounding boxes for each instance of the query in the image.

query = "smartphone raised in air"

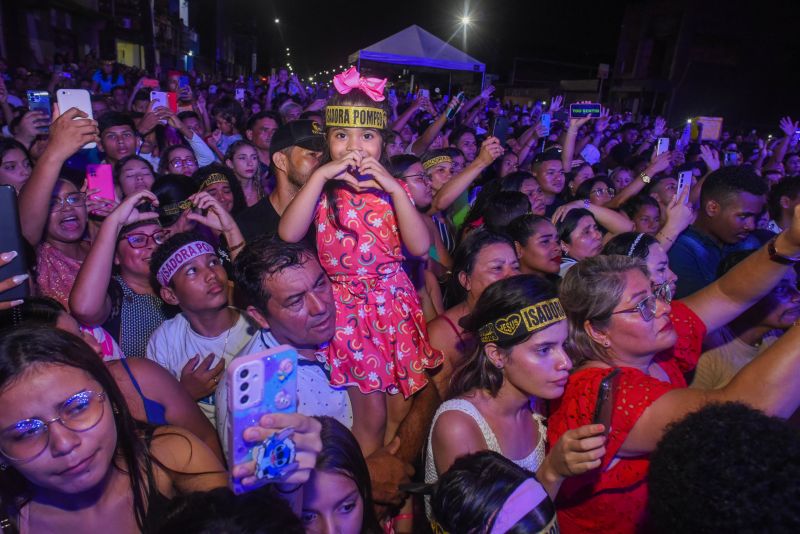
[226,345,298,494]
[55,89,95,149]
[86,164,115,205]
[569,102,602,119]
[26,90,52,133]
[655,137,670,157]
[676,170,692,200]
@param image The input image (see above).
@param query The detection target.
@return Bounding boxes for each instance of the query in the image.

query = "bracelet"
[657,232,674,244]
[228,241,245,253]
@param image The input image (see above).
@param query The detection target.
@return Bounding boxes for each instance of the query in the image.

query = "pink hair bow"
[333,67,387,102]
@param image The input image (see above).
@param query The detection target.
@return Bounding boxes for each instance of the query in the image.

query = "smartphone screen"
[26,90,51,133]
[235,88,245,102]
[178,75,190,89]
[593,369,620,434]
[569,103,602,119]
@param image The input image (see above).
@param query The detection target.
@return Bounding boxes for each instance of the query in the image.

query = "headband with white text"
[156,240,215,287]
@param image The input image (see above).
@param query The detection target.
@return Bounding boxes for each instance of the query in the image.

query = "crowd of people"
[0,52,799,534]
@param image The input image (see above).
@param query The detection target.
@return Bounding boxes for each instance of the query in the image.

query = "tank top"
[424,398,547,517]
[120,358,168,426]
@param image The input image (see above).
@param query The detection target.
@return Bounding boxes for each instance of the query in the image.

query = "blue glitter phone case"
[226,345,298,494]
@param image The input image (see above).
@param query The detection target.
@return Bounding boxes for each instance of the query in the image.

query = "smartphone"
[592,368,620,434]
[150,90,178,114]
[389,88,396,98]
[540,112,552,137]
[141,78,160,89]
[490,115,510,146]
[208,84,218,95]
[420,88,430,99]
[676,170,692,199]
[655,137,670,156]
[178,75,190,89]
[56,89,95,149]
[235,88,245,102]
[446,91,465,120]
[723,151,737,166]
[227,345,298,495]
[86,164,115,205]
[569,102,602,119]
[0,185,30,302]
[26,90,52,133]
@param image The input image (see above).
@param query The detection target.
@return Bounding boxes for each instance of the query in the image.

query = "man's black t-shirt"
[234,196,316,247]
[235,196,282,243]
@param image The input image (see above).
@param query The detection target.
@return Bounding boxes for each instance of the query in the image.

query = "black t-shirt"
[234,196,316,247]
[234,197,282,243]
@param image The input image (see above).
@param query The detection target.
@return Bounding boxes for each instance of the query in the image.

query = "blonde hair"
[559,255,648,366]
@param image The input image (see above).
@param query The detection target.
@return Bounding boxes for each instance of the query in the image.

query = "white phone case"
[56,89,95,149]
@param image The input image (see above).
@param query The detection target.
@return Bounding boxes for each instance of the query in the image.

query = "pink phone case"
[226,345,298,494]
[86,164,115,204]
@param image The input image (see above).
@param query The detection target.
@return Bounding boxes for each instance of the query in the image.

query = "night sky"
[230,0,635,80]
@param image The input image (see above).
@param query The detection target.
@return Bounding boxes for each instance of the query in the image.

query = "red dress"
[314,185,442,397]
[547,301,706,533]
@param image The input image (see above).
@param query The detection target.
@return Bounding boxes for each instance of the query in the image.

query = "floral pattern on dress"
[315,184,442,397]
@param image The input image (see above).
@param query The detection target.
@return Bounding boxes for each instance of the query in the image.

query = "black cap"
[533,147,562,163]
[270,120,326,154]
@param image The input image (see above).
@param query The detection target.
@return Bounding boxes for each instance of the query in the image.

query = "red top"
[547,300,706,534]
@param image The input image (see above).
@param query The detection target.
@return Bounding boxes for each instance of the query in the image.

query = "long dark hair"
[431,450,556,534]
[314,416,382,533]
[449,274,558,398]
[447,229,515,306]
[0,327,154,530]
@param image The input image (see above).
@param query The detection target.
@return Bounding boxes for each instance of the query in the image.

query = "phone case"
[150,91,167,108]
[592,369,620,434]
[656,138,670,156]
[166,92,178,113]
[0,185,30,302]
[27,91,51,132]
[86,164,115,204]
[540,113,552,136]
[227,345,298,494]
[676,171,692,198]
[55,89,95,149]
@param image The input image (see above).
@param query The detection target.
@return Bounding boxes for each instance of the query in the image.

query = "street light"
[274,18,280,23]
[460,16,471,25]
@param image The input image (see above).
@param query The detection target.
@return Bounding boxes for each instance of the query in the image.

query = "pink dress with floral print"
[314,184,442,397]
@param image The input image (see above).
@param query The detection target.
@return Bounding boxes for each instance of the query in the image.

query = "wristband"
[768,236,800,265]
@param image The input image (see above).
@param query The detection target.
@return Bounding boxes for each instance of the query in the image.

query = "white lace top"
[424,398,547,517]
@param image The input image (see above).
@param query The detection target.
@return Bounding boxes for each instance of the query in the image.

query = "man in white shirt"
[147,232,254,425]
[219,236,439,508]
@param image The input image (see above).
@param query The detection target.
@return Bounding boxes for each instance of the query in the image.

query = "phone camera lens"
[239,369,249,379]
[239,382,249,392]
[240,394,249,404]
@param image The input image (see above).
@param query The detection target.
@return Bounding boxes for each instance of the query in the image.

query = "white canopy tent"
[348,25,485,89]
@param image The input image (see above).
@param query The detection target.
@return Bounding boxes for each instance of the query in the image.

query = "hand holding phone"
[26,91,52,133]
[86,164,116,208]
[676,171,692,200]
[56,89,96,149]
[227,346,298,494]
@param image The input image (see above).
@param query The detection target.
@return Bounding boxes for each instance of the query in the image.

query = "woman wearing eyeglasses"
[0,326,323,532]
[548,222,800,533]
[158,145,199,178]
[70,191,174,358]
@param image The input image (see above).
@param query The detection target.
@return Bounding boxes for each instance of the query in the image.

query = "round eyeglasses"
[0,390,107,461]
[121,229,169,248]
[49,192,87,212]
